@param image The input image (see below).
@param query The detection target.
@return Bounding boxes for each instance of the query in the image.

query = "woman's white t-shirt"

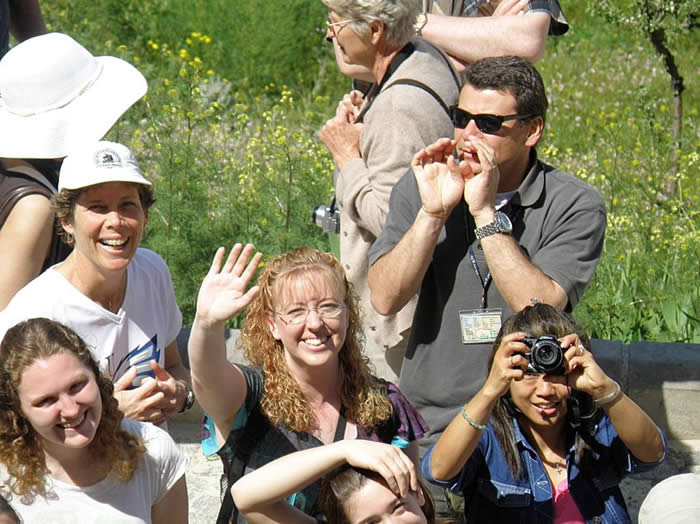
[8,419,189,523]
[0,248,182,385]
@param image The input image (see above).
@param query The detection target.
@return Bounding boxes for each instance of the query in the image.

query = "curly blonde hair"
[0,319,146,503]
[241,248,392,432]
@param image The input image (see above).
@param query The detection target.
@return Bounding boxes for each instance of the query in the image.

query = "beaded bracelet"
[461,407,487,431]
[594,380,623,408]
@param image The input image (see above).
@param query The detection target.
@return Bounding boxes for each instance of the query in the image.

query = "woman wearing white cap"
[0,141,193,426]
[0,33,147,310]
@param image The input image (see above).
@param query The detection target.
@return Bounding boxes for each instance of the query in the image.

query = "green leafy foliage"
[38,0,699,339]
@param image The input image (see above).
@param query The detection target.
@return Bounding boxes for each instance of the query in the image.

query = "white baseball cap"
[0,33,147,159]
[58,141,152,191]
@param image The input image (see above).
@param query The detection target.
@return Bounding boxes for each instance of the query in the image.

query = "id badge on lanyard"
[459,308,502,344]
[459,244,501,344]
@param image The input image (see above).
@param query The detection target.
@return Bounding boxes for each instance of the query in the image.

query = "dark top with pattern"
[202,365,428,523]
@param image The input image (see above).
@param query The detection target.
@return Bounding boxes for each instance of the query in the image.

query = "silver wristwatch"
[178,383,195,413]
[474,211,512,240]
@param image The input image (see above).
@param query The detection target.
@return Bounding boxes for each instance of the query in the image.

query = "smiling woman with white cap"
[0,141,193,427]
[0,33,147,310]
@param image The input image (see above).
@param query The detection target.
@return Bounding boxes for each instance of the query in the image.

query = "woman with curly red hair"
[0,318,188,522]
[188,245,427,523]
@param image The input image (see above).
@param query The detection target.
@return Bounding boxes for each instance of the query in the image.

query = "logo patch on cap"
[95,148,123,169]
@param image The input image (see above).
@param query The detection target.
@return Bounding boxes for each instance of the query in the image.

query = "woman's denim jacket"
[421,414,666,524]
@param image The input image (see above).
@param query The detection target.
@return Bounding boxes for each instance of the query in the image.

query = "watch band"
[474,211,512,240]
[178,382,195,413]
[475,222,501,240]
[414,12,428,36]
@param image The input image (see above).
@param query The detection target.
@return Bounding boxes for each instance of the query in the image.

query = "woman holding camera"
[421,303,665,524]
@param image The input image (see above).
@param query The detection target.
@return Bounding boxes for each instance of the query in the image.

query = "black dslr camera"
[312,201,340,234]
[521,335,566,375]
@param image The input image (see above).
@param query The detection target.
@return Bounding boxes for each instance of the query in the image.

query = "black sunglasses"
[449,106,535,134]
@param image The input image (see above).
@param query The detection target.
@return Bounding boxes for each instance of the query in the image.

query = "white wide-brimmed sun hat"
[0,33,147,159]
[59,141,151,191]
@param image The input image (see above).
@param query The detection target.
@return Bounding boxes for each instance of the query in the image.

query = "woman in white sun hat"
[0,141,193,427]
[0,32,147,310]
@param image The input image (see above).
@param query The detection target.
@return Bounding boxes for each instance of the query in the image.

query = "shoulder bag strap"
[216,405,267,524]
[383,78,451,117]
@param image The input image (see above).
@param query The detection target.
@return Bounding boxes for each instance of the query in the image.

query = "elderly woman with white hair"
[320,0,461,385]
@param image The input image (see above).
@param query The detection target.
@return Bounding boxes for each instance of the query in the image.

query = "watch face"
[495,212,513,233]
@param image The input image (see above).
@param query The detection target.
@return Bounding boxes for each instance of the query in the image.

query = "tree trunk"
[649,28,685,199]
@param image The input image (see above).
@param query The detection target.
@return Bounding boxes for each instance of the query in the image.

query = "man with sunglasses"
[367,56,605,521]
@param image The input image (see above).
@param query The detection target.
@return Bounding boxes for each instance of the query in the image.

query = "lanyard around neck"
[462,202,523,309]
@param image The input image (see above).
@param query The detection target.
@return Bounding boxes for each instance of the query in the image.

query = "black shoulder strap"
[216,405,267,524]
[356,40,460,124]
[418,39,461,90]
[333,405,347,442]
[383,78,451,117]
[381,39,460,119]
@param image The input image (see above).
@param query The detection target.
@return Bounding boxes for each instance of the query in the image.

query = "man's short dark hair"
[463,56,548,125]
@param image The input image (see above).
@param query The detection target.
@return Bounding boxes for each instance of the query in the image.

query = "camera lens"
[312,205,328,227]
[535,343,556,365]
[531,336,565,375]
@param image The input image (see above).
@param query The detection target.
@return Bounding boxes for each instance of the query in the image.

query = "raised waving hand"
[196,243,262,326]
[189,243,262,431]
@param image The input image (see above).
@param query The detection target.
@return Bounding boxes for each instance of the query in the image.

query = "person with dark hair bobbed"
[231,439,436,523]
[421,303,666,523]
[0,318,188,522]
[0,0,46,59]
[369,55,606,518]
[0,141,192,427]
[189,245,427,523]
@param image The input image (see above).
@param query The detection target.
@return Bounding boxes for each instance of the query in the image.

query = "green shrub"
[39,0,699,339]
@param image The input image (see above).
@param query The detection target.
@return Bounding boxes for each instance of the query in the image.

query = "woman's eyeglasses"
[274,303,345,325]
[326,15,354,36]
[449,106,534,134]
